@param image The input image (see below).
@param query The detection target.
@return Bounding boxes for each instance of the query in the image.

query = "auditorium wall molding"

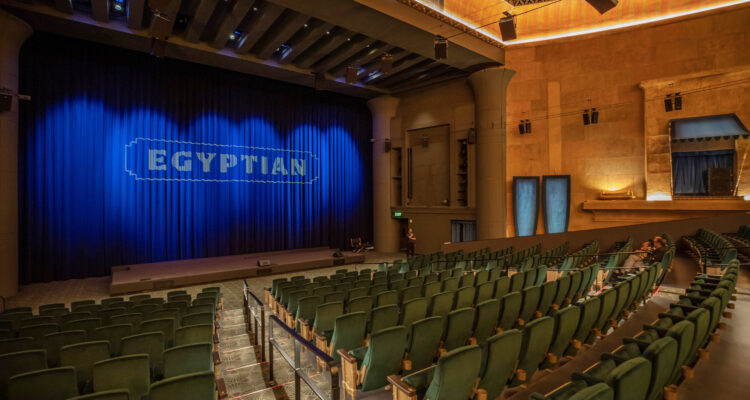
[0,9,32,297]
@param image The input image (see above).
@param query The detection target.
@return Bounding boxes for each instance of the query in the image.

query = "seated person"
[622,240,653,272]
[644,237,667,264]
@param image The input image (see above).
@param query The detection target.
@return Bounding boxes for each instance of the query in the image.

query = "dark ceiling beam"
[254,11,310,60]
[277,19,334,65]
[235,1,285,54]
[294,28,351,69]
[149,0,182,38]
[91,0,110,23]
[377,59,438,87]
[210,0,255,48]
[365,54,425,84]
[392,69,468,94]
[357,49,409,80]
[381,63,452,89]
[127,0,145,30]
[184,0,220,42]
[265,0,502,69]
[313,36,376,73]
[328,42,390,76]
[52,0,73,14]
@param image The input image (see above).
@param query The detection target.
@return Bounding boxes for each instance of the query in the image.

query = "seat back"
[511,316,554,387]
[685,308,710,364]
[376,291,398,307]
[109,314,142,332]
[455,287,476,309]
[163,343,212,379]
[312,302,344,337]
[473,299,500,345]
[569,382,614,400]
[18,323,58,347]
[493,276,511,299]
[423,345,482,400]
[62,318,102,338]
[329,312,367,364]
[7,366,79,400]
[519,286,541,324]
[498,292,522,332]
[568,297,601,356]
[295,296,322,326]
[121,332,165,375]
[140,318,175,347]
[182,312,213,327]
[441,277,459,292]
[537,280,558,317]
[642,337,678,400]
[360,326,407,392]
[665,320,695,384]
[443,307,475,351]
[478,330,522,400]
[592,288,617,339]
[93,354,150,400]
[428,292,454,318]
[552,275,571,308]
[93,324,133,356]
[423,282,441,299]
[149,370,215,400]
[67,389,130,400]
[406,317,443,371]
[175,324,213,347]
[400,298,427,329]
[510,271,525,293]
[0,349,47,398]
[370,305,399,335]
[605,357,652,400]
[567,271,583,300]
[347,296,373,319]
[44,330,86,367]
[475,282,494,304]
[60,340,111,390]
[610,280,631,323]
[546,306,581,366]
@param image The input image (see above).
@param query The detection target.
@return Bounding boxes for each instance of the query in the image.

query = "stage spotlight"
[518,121,525,134]
[434,36,447,59]
[499,15,517,41]
[525,119,532,133]
[591,108,599,124]
[586,0,618,14]
[346,65,358,83]
[674,92,682,110]
[583,109,590,125]
[381,53,393,74]
[229,30,241,41]
[664,94,673,112]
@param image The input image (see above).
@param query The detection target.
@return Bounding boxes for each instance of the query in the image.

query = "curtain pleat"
[18,33,373,283]
[672,150,734,195]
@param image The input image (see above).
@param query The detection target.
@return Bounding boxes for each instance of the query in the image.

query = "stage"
[109,247,365,295]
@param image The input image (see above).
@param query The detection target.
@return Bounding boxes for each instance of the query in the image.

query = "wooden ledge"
[582,199,750,211]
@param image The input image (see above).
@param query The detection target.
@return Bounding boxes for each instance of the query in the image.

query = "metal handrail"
[268,315,339,400]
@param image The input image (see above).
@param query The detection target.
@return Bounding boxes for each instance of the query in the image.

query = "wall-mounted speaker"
[434,36,447,59]
[585,0,618,14]
[499,16,517,41]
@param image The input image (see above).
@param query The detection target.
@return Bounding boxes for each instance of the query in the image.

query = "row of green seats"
[532,260,738,400]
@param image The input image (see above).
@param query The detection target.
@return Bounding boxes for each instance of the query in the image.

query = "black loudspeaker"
[0,93,11,112]
[708,168,733,196]
[434,36,447,59]
[499,16,517,41]
[586,0,618,14]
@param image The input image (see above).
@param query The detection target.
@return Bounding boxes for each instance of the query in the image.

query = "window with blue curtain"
[542,175,570,234]
[672,150,734,195]
[512,176,539,236]
[18,33,373,283]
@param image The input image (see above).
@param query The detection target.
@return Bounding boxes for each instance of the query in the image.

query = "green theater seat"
[59,341,111,392]
[148,370,215,400]
[92,354,150,400]
[510,316,554,387]
[8,366,78,400]
[477,330,522,400]
[0,349,47,399]
[163,343,212,379]
[406,317,443,371]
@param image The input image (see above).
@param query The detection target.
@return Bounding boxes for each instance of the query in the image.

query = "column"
[467,67,515,239]
[0,9,32,298]
[367,96,400,253]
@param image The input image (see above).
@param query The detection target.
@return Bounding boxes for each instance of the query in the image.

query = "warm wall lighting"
[743,195,750,201]
[646,193,673,201]
[599,189,634,200]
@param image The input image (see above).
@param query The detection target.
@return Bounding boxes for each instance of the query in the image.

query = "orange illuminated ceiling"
[413,0,750,44]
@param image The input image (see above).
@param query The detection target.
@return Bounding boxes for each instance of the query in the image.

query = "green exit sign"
[393,211,403,218]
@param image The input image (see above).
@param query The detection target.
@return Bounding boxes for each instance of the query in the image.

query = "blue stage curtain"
[672,150,734,195]
[18,33,372,283]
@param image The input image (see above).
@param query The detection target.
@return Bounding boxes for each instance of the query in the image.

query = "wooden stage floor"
[109,247,365,295]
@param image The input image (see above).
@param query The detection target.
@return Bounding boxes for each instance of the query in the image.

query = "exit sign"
[393,211,403,218]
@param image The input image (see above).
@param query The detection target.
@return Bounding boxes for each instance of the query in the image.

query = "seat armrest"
[387,374,418,400]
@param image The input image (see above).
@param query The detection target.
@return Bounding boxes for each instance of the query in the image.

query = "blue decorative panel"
[512,177,539,236]
[18,34,372,283]
[542,175,571,234]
